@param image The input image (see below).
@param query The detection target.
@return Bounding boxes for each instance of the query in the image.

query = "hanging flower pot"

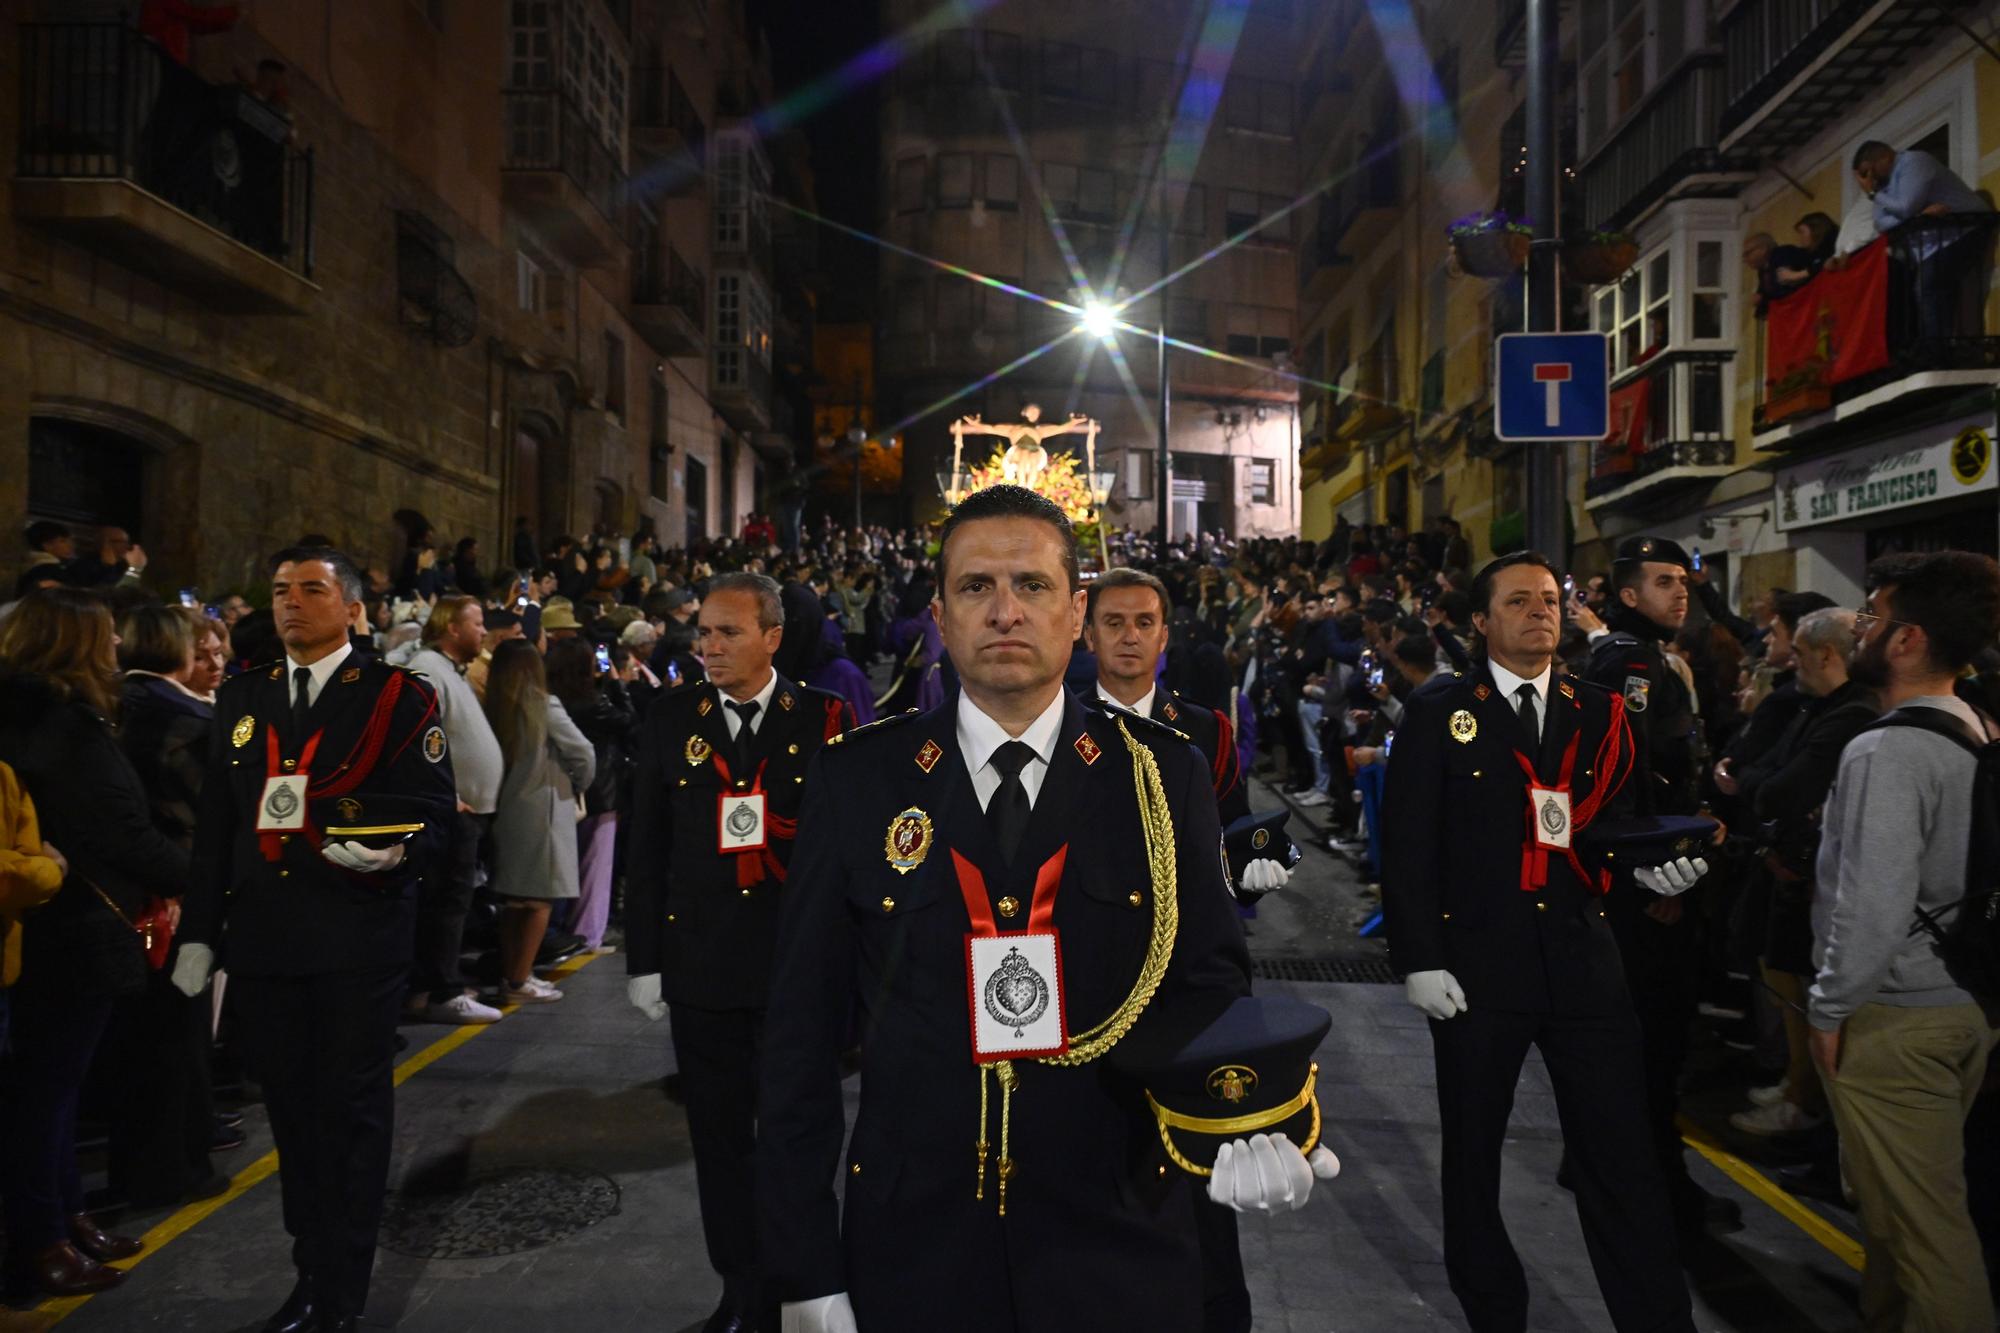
[1565,231,1639,284]
[1447,212,1532,279]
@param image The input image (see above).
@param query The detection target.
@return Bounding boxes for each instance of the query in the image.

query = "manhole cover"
[1253,957,1398,985]
[380,1167,621,1259]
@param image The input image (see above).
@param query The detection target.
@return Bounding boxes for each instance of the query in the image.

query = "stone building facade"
[1,0,806,595]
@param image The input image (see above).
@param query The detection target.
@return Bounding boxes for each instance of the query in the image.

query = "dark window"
[1227,77,1292,135]
[1077,166,1114,221]
[684,454,708,541]
[938,152,974,207]
[650,375,667,444]
[1041,162,1078,213]
[1225,189,1261,236]
[894,157,927,213]
[1258,334,1291,358]
[985,153,1019,209]
[1248,461,1275,504]
[1041,41,1081,96]
[984,31,1022,91]
[1259,192,1290,244]
[936,29,977,83]
[604,330,626,421]
[936,276,973,330]
[650,444,670,501]
[1226,331,1260,356]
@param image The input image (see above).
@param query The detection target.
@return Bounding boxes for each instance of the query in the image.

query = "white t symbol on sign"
[1533,363,1571,428]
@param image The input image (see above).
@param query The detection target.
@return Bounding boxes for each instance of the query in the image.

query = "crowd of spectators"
[1,503,1995,1322]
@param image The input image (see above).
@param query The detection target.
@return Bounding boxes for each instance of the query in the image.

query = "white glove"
[1404,969,1467,1019]
[171,942,214,998]
[1206,1132,1338,1214]
[627,973,667,1021]
[321,840,406,873]
[1634,856,1708,897]
[1239,858,1291,894]
[781,1293,858,1333]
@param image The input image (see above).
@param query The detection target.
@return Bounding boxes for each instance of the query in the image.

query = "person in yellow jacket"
[0,759,67,1038]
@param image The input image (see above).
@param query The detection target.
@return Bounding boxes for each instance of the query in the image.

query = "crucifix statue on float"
[950,403,1099,491]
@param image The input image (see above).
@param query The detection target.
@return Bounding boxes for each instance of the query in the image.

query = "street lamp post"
[1525,0,1567,560]
[848,372,865,533]
[1155,202,1171,553]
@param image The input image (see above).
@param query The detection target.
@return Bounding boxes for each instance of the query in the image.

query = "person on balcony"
[1854,139,1991,346]
[1742,233,1814,319]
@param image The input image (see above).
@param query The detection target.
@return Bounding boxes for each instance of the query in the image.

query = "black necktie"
[292,666,313,737]
[1515,683,1540,749]
[727,699,761,770]
[986,740,1036,866]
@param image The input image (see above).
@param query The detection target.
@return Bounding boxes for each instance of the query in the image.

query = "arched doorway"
[28,416,147,543]
[511,413,569,554]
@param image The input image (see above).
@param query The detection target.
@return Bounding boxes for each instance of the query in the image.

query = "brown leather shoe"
[67,1213,143,1263]
[29,1241,125,1295]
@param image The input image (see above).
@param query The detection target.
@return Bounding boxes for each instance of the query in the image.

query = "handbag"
[131,896,175,970]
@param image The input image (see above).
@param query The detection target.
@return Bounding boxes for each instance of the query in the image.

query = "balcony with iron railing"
[14,21,315,313]
[502,87,627,268]
[1719,0,1967,159]
[632,244,705,357]
[1578,56,1756,231]
[1752,213,2000,447]
[1586,351,1736,507]
[632,64,705,196]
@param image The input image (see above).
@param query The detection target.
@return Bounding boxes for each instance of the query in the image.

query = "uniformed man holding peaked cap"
[622,571,852,1333]
[1582,534,1738,1243]
[757,486,1338,1333]
[1383,551,1705,1333]
[174,545,457,1333]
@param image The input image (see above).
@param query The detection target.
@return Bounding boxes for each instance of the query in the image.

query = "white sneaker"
[1747,1079,1789,1108]
[1294,789,1329,807]
[499,977,564,1004]
[420,993,503,1025]
[1728,1100,1823,1137]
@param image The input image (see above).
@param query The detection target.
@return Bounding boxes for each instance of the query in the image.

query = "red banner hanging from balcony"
[1599,375,1652,473]
[1763,238,1891,424]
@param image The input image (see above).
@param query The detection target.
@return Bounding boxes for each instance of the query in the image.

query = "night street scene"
[3,0,2000,1330]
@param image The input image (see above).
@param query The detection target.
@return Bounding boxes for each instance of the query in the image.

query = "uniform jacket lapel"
[1537,676,1582,782]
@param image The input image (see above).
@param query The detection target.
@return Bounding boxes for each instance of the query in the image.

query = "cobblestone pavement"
[24,774,1867,1332]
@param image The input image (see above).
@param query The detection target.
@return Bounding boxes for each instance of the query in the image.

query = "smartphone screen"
[178,587,198,607]
[594,645,612,674]
[1691,546,1704,572]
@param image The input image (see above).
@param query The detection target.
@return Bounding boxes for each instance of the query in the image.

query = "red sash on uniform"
[709,751,796,888]
[1509,696,1632,895]
[258,672,430,864]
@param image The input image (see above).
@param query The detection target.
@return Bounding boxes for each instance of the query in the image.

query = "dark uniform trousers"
[757,695,1251,1333]
[626,675,850,1321]
[1588,620,1708,1228]
[1383,666,1694,1333]
[182,654,455,1320]
[1137,688,1251,1333]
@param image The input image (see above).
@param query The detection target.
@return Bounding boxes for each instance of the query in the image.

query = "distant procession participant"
[623,572,852,1333]
[175,546,457,1333]
[757,486,1336,1333]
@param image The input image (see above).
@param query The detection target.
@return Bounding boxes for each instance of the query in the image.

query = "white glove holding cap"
[1239,858,1291,894]
[626,973,668,1021]
[781,1293,858,1333]
[1404,969,1468,1019]
[321,840,406,873]
[1634,856,1707,897]
[1206,1132,1338,1214]
[171,942,214,998]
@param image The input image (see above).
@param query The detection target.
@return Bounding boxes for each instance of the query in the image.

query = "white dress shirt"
[1094,681,1157,720]
[957,687,1066,812]
[286,640,354,710]
[1486,657,1552,742]
[720,669,780,740]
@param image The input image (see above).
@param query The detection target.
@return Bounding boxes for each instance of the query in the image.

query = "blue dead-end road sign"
[1495,332,1609,442]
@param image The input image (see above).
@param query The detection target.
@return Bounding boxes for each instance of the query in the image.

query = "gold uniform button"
[1128,892,1143,907]
[794,776,803,784]
[1157,1164,1168,1178]
[788,743,799,755]
[278,870,289,879]
[678,778,688,788]
[880,896,895,913]
[736,780,748,791]
[1472,770,1482,778]
[997,896,1020,918]
[1442,911,1452,920]
[279,834,291,845]
[741,888,752,898]
[850,1163,862,1175]
[1535,901,1547,911]
[667,914,677,923]
[282,759,296,771]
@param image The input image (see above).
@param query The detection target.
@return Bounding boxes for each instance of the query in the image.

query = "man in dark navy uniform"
[1383,552,1704,1333]
[758,487,1337,1333]
[1582,535,1737,1242]
[176,545,456,1333]
[1082,564,1287,1333]
[623,571,851,1333]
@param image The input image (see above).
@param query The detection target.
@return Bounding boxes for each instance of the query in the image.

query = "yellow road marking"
[32,952,604,1326]
[1678,1116,1865,1272]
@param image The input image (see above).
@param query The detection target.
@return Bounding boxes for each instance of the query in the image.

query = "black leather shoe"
[261,1276,316,1333]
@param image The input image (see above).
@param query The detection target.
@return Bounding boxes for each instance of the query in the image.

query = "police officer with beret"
[1582,535,1737,1242]
[757,486,1337,1333]
[1383,552,1702,1333]
[623,571,850,1333]
[175,545,457,1333]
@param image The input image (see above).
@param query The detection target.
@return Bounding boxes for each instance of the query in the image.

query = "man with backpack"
[1809,550,2000,1333]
